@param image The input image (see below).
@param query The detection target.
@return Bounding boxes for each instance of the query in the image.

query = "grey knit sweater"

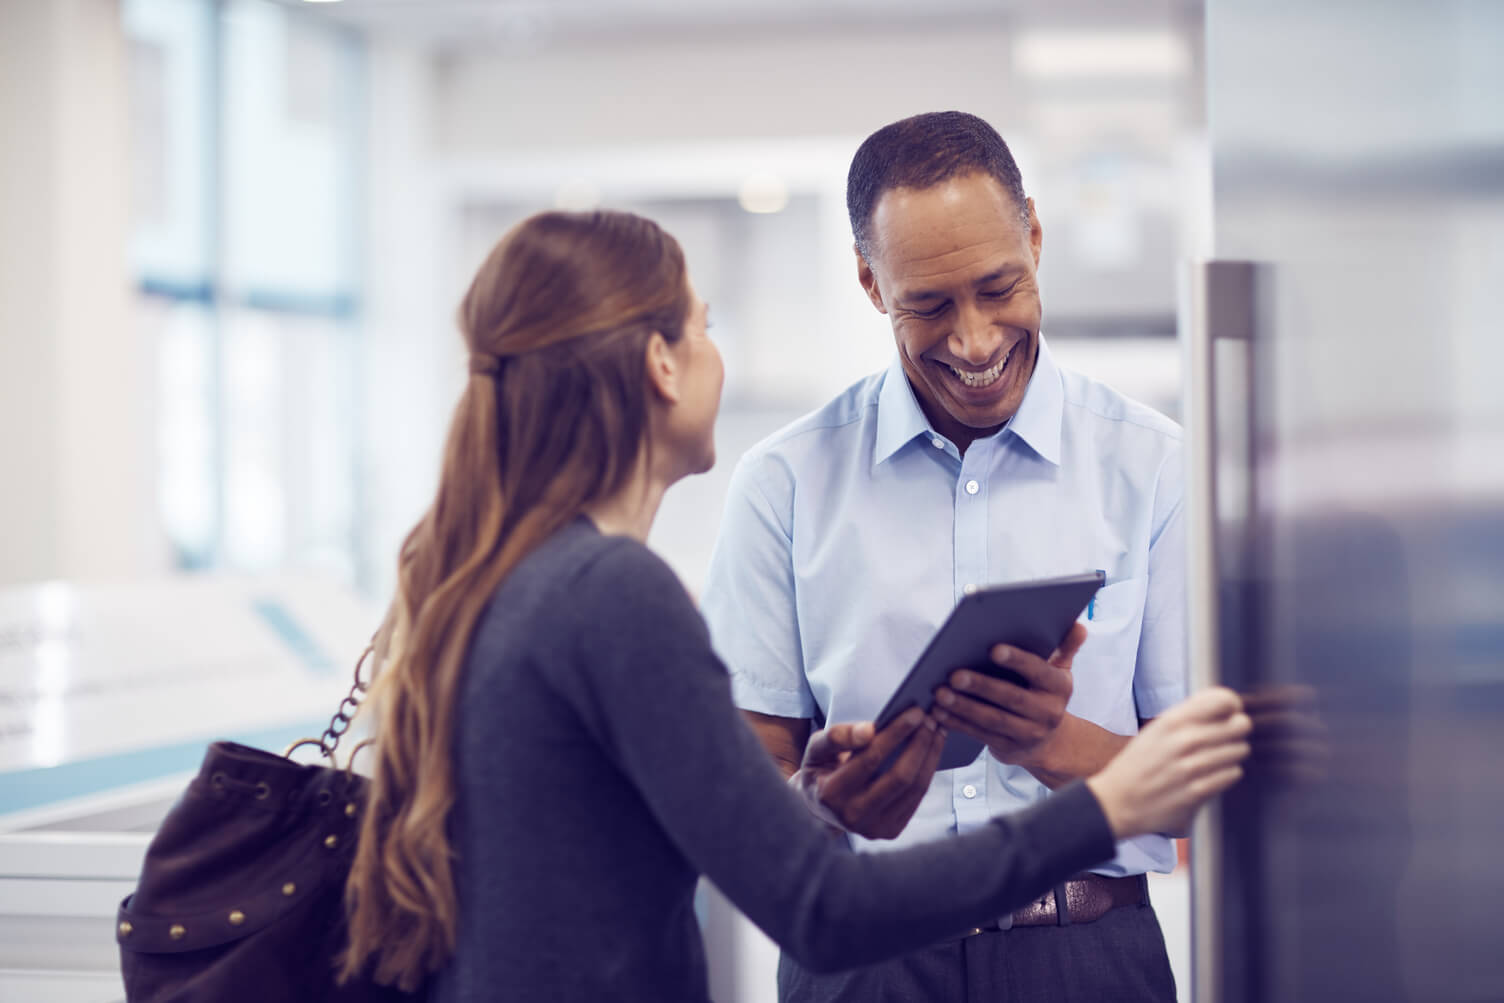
[432,518,1114,1002]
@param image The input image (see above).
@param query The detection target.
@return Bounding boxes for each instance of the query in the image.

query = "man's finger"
[872,720,948,835]
[933,688,1043,743]
[804,720,876,766]
[839,716,945,824]
[1049,621,1089,668]
[815,709,924,793]
[977,646,1071,696]
[942,671,1056,719]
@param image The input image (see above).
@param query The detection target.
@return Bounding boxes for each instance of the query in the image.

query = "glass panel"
[220,0,362,301]
[1206,2,1504,1000]
[152,299,217,567]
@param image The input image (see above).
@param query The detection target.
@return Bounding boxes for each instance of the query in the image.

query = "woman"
[340,209,1250,1000]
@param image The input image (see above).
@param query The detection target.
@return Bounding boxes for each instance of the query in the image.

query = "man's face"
[857,172,1043,452]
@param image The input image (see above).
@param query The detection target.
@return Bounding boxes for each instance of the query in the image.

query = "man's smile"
[938,342,1018,390]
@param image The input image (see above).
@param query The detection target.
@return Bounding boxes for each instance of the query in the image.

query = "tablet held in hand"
[873,571,1105,771]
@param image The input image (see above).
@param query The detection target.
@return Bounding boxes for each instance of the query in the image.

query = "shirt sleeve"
[1134,441,1189,719]
[699,452,816,719]
[558,540,1117,973]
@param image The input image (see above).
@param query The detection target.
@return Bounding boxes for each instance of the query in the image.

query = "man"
[700,111,1185,1001]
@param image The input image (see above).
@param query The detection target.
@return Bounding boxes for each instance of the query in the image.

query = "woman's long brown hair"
[339,210,691,991]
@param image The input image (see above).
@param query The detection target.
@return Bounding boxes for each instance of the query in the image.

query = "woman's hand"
[1086,687,1252,840]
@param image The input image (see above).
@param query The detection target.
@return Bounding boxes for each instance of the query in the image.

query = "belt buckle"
[963,912,1012,938]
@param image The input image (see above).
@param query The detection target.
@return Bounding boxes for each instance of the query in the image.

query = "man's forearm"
[1020,714,1132,789]
[742,709,812,781]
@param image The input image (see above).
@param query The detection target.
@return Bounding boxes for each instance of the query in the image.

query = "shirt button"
[931,437,945,449]
[963,583,978,596]
[962,784,978,799]
[965,479,980,495]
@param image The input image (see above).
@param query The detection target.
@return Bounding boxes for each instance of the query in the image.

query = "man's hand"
[791,708,946,840]
[930,622,1086,771]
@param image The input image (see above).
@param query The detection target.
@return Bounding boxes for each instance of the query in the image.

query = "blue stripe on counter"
[252,598,338,675]
[0,720,329,816]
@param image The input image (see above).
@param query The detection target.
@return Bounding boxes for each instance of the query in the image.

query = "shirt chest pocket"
[1079,577,1148,663]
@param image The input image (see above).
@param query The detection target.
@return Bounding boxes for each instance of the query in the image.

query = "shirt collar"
[871,335,1064,468]
[873,354,935,467]
[1005,335,1063,466]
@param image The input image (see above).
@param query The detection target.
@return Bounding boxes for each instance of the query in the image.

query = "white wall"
[432,27,1033,154]
[0,0,154,586]
[0,0,61,582]
[358,39,469,596]
[425,22,1199,367]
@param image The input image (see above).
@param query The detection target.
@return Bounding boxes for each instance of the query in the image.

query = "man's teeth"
[948,349,1012,389]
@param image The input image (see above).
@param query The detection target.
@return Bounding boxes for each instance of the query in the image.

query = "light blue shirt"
[701,337,1186,875]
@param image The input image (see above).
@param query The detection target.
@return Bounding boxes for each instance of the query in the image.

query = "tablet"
[872,571,1105,772]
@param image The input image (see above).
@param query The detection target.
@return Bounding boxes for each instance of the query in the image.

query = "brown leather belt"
[962,873,1147,936]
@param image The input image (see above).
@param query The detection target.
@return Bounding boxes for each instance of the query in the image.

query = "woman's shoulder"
[522,519,696,623]
[472,521,700,672]
[501,521,712,686]
[574,530,694,616]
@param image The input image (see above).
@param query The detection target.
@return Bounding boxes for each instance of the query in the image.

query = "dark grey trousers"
[777,905,1176,1003]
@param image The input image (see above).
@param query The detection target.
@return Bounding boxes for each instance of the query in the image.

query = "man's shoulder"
[737,369,885,474]
[1057,364,1182,447]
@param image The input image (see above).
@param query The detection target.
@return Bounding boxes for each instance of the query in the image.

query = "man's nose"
[948,303,1003,365]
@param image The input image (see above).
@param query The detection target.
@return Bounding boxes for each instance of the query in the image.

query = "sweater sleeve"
[556,539,1118,972]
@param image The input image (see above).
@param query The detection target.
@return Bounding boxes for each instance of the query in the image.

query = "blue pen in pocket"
[1087,570,1106,620]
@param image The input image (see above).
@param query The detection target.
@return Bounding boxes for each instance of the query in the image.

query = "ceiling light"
[1014,30,1190,79]
[738,174,789,214]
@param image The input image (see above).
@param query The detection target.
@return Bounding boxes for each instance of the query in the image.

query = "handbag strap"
[285,639,377,763]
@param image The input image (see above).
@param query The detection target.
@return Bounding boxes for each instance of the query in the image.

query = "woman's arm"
[558,541,1117,972]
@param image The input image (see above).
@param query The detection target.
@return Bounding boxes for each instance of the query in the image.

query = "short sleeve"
[700,452,815,719]
[1134,442,1188,719]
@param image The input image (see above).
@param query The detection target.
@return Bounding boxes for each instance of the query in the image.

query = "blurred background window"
[125,0,363,578]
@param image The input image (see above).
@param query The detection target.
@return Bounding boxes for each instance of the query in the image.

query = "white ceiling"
[268,0,1199,52]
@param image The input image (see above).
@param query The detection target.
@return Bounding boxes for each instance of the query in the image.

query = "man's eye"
[983,284,1018,300]
[910,303,948,319]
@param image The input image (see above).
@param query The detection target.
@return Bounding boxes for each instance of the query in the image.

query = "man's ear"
[854,244,888,315]
[645,331,681,404]
[1025,197,1043,268]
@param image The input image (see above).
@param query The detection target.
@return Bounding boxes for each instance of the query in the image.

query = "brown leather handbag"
[115,649,420,1002]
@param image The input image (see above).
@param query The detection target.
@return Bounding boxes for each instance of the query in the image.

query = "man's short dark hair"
[847,111,1029,261]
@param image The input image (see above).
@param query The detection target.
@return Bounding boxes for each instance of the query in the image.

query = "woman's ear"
[645,332,681,404]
